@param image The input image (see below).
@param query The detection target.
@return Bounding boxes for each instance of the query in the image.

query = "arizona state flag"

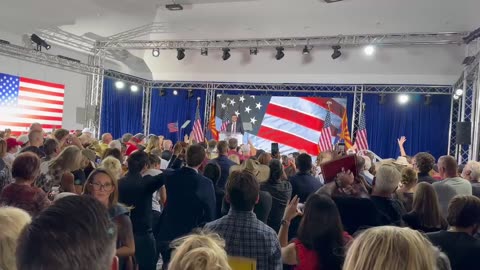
[209,103,219,141]
[340,109,353,149]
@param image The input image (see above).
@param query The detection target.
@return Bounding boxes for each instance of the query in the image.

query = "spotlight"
[455,88,464,96]
[201,48,208,56]
[424,94,432,105]
[453,95,460,100]
[302,45,310,55]
[152,48,160,57]
[160,89,166,96]
[331,45,341,59]
[30,34,51,51]
[398,94,409,104]
[115,81,125,89]
[130,85,139,92]
[173,90,178,95]
[250,48,258,55]
[379,93,386,105]
[187,89,194,98]
[364,45,375,56]
[222,48,231,61]
[177,48,185,60]
[166,3,183,11]
[275,47,285,60]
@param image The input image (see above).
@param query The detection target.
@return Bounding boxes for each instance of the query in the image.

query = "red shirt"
[0,183,51,217]
[227,149,244,161]
[125,142,139,156]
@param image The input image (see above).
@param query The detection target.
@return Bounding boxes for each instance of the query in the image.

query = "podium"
[219,132,244,143]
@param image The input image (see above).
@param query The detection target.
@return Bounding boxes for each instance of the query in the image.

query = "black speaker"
[456,122,471,145]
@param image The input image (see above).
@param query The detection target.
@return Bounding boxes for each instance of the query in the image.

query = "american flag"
[216,95,345,156]
[0,73,64,134]
[318,108,333,152]
[355,108,369,151]
[192,99,204,143]
[168,122,178,133]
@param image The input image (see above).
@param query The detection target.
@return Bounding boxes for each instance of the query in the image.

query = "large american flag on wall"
[216,95,346,156]
[0,73,64,134]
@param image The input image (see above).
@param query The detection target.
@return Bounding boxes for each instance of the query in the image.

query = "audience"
[402,182,448,233]
[461,160,480,198]
[413,152,436,184]
[290,153,323,203]
[212,141,236,190]
[158,144,216,267]
[169,231,232,270]
[205,170,282,270]
[20,130,46,158]
[261,159,292,232]
[42,138,60,162]
[206,139,218,160]
[16,195,118,270]
[0,139,12,192]
[359,155,374,185]
[433,155,472,217]
[279,194,350,270]
[203,162,225,218]
[145,135,161,154]
[427,195,480,270]
[99,133,113,157]
[395,167,418,211]
[0,207,31,270]
[258,152,272,166]
[0,152,51,216]
[100,156,124,179]
[5,138,22,167]
[227,138,242,161]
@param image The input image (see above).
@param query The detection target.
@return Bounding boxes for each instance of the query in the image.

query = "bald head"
[29,122,43,133]
[28,130,43,147]
[438,155,458,179]
[101,133,113,144]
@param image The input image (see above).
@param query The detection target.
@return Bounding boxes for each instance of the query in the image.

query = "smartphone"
[271,143,279,157]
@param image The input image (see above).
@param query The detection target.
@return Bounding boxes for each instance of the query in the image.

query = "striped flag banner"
[318,108,333,152]
[355,107,369,151]
[168,122,179,133]
[192,98,204,143]
[0,73,64,134]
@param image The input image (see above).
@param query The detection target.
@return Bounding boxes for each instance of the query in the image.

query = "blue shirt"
[205,209,282,270]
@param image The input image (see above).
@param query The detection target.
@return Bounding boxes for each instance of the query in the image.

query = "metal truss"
[86,49,106,138]
[351,86,364,140]
[106,23,171,42]
[203,86,216,136]
[98,31,467,50]
[38,27,96,53]
[104,69,150,86]
[142,86,152,135]
[0,42,99,75]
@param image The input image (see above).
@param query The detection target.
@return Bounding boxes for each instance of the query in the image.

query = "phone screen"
[271,143,279,156]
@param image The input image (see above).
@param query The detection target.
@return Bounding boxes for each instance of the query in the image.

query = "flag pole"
[327,101,332,149]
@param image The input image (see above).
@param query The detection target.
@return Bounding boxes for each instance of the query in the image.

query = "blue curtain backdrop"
[362,94,450,159]
[149,89,206,142]
[100,78,143,139]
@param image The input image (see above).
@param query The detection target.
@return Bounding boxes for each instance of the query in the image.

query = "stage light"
[453,95,460,100]
[424,94,431,105]
[302,45,310,55]
[30,34,51,51]
[250,48,258,55]
[130,85,139,92]
[275,47,285,60]
[455,88,464,96]
[160,89,166,96]
[201,48,208,56]
[398,94,409,104]
[187,89,193,98]
[331,45,341,59]
[222,48,231,61]
[152,48,160,57]
[115,81,125,89]
[379,93,386,105]
[177,48,185,60]
[364,45,375,56]
[173,90,178,95]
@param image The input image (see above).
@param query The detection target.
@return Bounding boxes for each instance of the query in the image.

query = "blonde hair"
[466,160,480,182]
[228,154,240,165]
[145,135,160,153]
[169,232,232,270]
[99,156,123,180]
[375,164,401,193]
[316,151,333,166]
[0,207,31,270]
[83,169,119,207]
[343,226,436,270]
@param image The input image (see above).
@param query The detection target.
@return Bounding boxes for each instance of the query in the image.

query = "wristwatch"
[281,219,290,227]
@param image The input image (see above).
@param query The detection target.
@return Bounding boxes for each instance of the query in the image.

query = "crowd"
[0,123,480,270]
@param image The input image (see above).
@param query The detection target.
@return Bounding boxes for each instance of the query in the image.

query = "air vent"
[166,3,183,10]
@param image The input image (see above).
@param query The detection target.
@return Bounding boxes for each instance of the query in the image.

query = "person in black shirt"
[118,150,164,270]
[289,154,322,203]
[413,152,436,184]
[427,195,480,270]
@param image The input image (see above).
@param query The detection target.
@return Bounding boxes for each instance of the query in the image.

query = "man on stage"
[227,114,244,135]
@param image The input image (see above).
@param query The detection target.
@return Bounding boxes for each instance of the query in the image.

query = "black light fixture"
[160,89,166,96]
[275,47,285,60]
[379,93,386,105]
[222,48,231,61]
[187,89,193,99]
[424,94,432,105]
[30,34,51,51]
[331,45,342,59]
[152,48,160,57]
[250,48,258,55]
[177,48,185,60]
[302,45,310,55]
[166,3,183,10]
[201,48,208,56]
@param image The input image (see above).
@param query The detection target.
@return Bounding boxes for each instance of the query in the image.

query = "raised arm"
[397,136,407,157]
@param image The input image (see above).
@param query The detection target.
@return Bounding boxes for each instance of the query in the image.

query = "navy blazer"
[211,155,236,190]
[289,172,323,203]
[226,121,244,135]
[158,167,216,241]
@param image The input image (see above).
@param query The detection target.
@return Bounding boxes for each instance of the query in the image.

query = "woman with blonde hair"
[343,226,439,270]
[100,156,124,180]
[145,135,161,154]
[169,231,232,270]
[83,168,135,269]
[228,154,240,165]
[0,207,31,270]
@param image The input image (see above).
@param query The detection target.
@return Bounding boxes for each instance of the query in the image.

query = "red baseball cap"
[6,138,23,149]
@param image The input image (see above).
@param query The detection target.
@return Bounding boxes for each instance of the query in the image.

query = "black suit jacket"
[158,167,216,241]
[226,121,244,135]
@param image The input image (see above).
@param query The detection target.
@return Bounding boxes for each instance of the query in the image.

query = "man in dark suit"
[157,144,216,267]
[211,141,236,190]
[227,114,244,135]
[289,153,323,203]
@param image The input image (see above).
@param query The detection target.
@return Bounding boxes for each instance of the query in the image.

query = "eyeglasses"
[89,182,114,192]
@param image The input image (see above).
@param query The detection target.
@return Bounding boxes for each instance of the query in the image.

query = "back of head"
[16,196,116,270]
[52,145,82,171]
[121,133,133,143]
[103,147,123,163]
[217,141,228,155]
[169,232,232,270]
[362,155,372,171]
[414,152,435,174]
[100,156,123,180]
[356,156,366,174]
[28,130,43,145]
[163,140,173,151]
[0,207,31,270]
[344,226,436,270]
[296,153,312,173]
[207,140,217,151]
[374,164,401,194]
[401,167,418,188]
[43,138,59,157]
[298,194,344,270]
[439,155,458,178]
[258,152,272,166]
[228,138,238,150]
[268,159,284,183]
[53,128,69,142]
[464,160,480,182]
[412,182,445,228]
[226,170,259,211]
[127,150,148,174]
[447,195,480,228]
[12,152,41,181]
[186,144,206,167]
[204,162,221,185]
[108,140,122,151]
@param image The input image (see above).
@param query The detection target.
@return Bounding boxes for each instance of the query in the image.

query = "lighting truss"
[38,27,96,53]
[97,31,468,50]
[106,23,171,42]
